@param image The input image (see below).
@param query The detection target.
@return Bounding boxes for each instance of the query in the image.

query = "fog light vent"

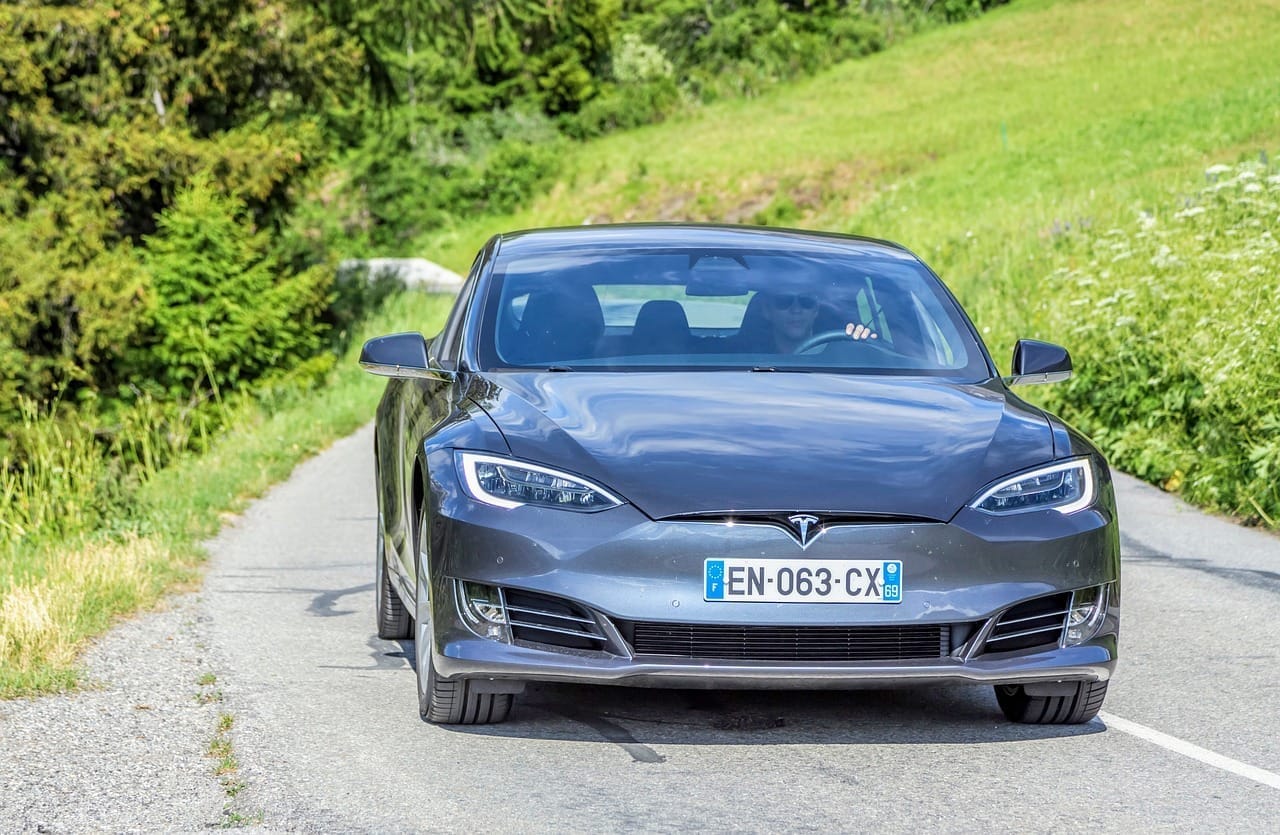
[1064,585,1108,647]
[504,589,608,650]
[983,592,1071,654]
[456,581,511,642]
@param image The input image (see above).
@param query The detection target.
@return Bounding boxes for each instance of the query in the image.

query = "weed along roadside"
[0,290,454,698]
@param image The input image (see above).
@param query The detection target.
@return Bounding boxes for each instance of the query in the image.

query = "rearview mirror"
[1005,339,1072,386]
[359,332,446,380]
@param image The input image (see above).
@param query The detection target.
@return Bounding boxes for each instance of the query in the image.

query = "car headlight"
[971,458,1095,515]
[456,451,623,512]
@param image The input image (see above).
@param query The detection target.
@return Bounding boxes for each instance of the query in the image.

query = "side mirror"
[1005,339,1072,386]
[359,333,449,380]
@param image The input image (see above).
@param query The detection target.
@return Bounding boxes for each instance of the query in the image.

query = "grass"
[1035,159,1280,520]
[417,0,1280,522]
[420,0,1280,341]
[0,289,453,698]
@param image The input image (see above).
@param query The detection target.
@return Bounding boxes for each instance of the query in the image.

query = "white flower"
[1205,164,1232,175]
[1175,206,1207,218]
[1243,182,1263,193]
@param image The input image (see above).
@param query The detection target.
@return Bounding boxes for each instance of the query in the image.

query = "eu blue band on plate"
[705,560,725,600]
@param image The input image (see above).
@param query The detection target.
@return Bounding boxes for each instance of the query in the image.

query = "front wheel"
[417,651,514,725]
[375,526,412,640]
[995,681,1108,724]
[411,504,514,725]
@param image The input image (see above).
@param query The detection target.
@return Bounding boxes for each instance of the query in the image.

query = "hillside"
[420,0,1280,524]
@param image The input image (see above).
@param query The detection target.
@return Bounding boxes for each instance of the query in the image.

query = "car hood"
[467,372,1053,520]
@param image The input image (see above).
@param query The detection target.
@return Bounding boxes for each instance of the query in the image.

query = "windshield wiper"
[750,366,777,373]
[547,365,574,372]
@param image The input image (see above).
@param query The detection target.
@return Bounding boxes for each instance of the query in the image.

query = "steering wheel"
[796,330,880,354]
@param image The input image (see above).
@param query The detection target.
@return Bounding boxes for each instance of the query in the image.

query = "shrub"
[1037,158,1280,524]
[311,108,564,253]
[133,176,331,398]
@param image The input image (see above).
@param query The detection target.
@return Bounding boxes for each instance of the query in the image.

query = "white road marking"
[1101,711,1280,791]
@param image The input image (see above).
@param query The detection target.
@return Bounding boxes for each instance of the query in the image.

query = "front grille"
[503,589,608,651]
[983,592,1071,653]
[623,622,949,661]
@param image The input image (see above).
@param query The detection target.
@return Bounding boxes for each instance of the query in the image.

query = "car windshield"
[476,245,991,378]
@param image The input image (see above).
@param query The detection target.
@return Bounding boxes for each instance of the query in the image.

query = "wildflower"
[1205,164,1232,175]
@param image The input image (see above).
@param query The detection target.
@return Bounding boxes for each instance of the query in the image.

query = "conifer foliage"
[0,1,360,418]
[137,177,328,397]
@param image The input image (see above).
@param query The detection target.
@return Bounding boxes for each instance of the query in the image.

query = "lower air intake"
[624,622,949,661]
[503,589,608,651]
[983,592,1071,654]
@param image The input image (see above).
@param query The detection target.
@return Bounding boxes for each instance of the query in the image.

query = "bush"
[622,0,890,103]
[308,108,564,254]
[1037,158,1280,524]
[132,177,331,398]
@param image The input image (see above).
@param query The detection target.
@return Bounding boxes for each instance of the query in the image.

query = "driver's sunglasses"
[768,294,819,312]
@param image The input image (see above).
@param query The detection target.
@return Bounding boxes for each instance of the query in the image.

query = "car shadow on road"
[387,637,1103,752]
[439,679,1104,754]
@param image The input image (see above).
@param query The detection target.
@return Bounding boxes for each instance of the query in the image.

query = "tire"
[995,681,1108,724]
[409,502,514,725]
[375,526,412,640]
[417,652,514,725]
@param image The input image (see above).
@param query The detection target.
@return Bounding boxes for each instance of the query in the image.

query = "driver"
[759,292,877,353]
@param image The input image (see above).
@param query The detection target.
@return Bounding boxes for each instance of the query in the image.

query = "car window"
[437,249,486,364]
[477,246,989,378]
[594,285,751,331]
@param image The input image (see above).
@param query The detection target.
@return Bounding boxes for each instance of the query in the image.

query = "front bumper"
[434,630,1117,690]
[422,450,1121,690]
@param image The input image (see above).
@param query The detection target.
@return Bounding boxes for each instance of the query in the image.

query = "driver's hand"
[846,323,878,341]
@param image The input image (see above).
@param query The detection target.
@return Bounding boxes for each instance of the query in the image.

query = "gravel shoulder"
[0,592,230,832]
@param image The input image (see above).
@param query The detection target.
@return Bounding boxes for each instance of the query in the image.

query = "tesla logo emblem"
[786,514,823,548]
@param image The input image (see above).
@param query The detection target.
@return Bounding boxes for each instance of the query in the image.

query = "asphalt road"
[195,423,1280,832]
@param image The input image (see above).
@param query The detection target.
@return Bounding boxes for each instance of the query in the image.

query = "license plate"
[704,559,903,603]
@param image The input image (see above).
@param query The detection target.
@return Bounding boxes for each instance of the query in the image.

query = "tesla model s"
[359,224,1119,725]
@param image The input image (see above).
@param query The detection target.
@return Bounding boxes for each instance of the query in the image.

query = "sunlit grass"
[421,0,1280,357]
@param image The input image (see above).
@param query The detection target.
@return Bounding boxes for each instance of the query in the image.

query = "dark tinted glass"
[476,246,990,377]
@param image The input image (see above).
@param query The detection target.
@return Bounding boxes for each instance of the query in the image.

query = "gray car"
[360,224,1119,725]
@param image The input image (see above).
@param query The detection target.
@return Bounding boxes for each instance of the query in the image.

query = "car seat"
[630,299,692,355]
[506,285,605,365]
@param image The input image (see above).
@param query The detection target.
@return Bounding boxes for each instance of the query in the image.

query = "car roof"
[493,223,922,263]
